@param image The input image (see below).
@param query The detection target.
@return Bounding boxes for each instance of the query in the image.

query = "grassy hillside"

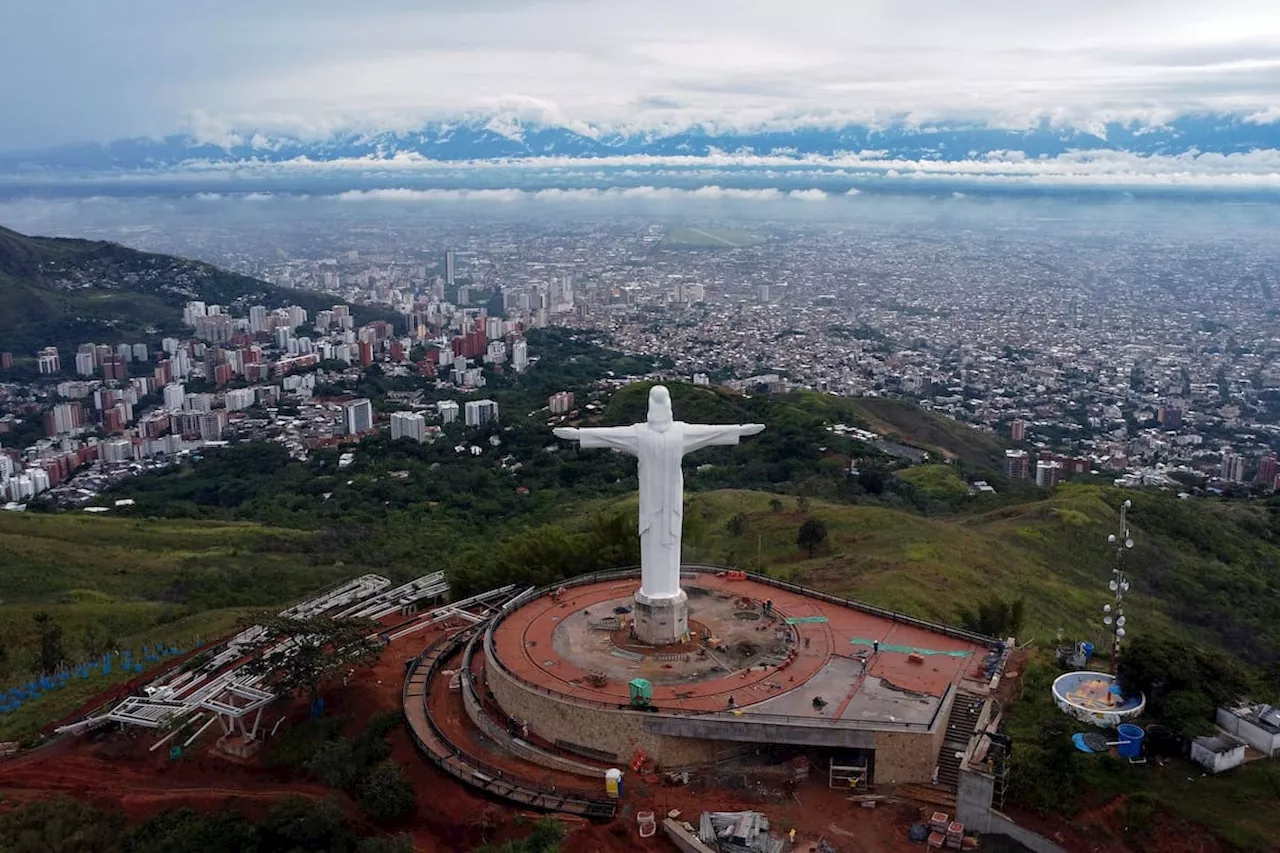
[636,484,1280,666]
[0,225,389,354]
[0,514,357,696]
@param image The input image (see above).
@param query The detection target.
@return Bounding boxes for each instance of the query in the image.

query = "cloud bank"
[2,0,1280,149]
[67,147,1280,190]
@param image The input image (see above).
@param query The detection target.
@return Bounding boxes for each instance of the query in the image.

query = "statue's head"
[647,385,673,432]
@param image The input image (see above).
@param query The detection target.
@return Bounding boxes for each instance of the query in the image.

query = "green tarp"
[848,637,972,658]
[784,616,829,624]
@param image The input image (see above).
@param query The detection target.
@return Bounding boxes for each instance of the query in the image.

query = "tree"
[795,495,810,514]
[726,512,749,537]
[357,761,416,820]
[768,497,783,513]
[1117,635,1251,738]
[474,818,565,853]
[0,797,124,853]
[358,837,416,853]
[80,623,116,660]
[796,518,828,558]
[33,611,67,673]
[241,614,383,704]
[304,738,363,789]
[961,597,1026,639]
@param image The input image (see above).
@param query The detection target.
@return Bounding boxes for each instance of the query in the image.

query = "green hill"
[609,484,1280,667]
[0,512,359,739]
[0,225,387,355]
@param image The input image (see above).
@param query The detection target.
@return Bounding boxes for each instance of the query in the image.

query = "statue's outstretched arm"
[680,423,766,453]
[558,425,640,454]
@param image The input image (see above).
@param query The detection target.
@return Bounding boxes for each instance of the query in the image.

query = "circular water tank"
[1116,723,1145,758]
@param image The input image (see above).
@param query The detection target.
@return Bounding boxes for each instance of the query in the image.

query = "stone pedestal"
[213,733,262,763]
[632,588,688,646]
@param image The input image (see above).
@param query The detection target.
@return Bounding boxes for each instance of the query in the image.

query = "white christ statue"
[555,386,763,644]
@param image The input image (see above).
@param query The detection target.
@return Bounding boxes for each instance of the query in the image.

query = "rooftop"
[490,570,992,729]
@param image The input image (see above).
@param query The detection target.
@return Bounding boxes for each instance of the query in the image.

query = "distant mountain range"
[0,226,365,356]
[3,114,1278,173]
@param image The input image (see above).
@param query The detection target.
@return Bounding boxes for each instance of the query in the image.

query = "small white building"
[1190,731,1246,774]
[1216,704,1280,757]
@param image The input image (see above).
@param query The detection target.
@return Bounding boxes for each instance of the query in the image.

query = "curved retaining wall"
[460,632,607,779]
[402,629,616,819]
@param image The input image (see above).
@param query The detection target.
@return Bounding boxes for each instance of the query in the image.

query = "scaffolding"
[829,758,868,790]
[335,572,449,620]
[279,574,391,619]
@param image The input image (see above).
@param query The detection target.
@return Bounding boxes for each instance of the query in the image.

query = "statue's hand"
[553,427,580,441]
[739,424,766,436]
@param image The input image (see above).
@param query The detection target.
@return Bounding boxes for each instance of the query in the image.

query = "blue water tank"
[1116,723,1145,758]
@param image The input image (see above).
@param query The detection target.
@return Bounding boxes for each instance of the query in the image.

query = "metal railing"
[483,565,988,733]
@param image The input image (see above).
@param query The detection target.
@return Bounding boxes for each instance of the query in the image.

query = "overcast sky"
[3,0,1279,149]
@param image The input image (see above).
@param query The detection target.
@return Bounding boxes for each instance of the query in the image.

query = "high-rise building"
[512,340,529,373]
[1035,459,1061,488]
[224,388,257,411]
[1158,406,1183,429]
[36,347,60,374]
[464,399,499,428]
[1010,419,1026,442]
[163,383,186,411]
[1258,453,1278,487]
[75,351,96,377]
[101,355,128,381]
[44,402,85,436]
[343,398,374,435]
[358,340,374,367]
[1222,450,1246,483]
[390,411,427,443]
[198,410,228,441]
[548,391,574,415]
[445,249,456,285]
[1004,449,1030,480]
[437,400,459,425]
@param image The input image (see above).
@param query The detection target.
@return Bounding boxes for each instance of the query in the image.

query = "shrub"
[357,761,416,821]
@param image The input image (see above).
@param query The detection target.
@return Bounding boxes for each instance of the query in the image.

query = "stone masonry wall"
[873,720,947,784]
[485,653,723,768]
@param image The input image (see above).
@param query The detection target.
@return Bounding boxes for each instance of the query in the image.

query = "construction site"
[0,566,1222,853]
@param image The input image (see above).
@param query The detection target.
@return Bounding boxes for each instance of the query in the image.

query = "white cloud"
[788,188,828,201]
[3,1,1280,148]
[151,145,1280,189]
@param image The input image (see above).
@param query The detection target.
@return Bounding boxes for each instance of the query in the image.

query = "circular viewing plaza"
[479,566,1005,782]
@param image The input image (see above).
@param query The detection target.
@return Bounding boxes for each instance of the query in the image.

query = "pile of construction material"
[698,811,784,853]
[924,812,977,850]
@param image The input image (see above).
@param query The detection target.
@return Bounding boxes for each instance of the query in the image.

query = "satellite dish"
[1116,616,1126,627]
[1121,581,1130,591]
[1107,534,1117,544]
[1109,581,1118,591]
[1104,616,1113,625]
[1123,499,1132,508]
[1116,627,1127,638]
[1103,604,1113,613]
[1125,539,1134,549]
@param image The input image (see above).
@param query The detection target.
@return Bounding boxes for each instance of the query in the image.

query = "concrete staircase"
[935,690,986,791]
